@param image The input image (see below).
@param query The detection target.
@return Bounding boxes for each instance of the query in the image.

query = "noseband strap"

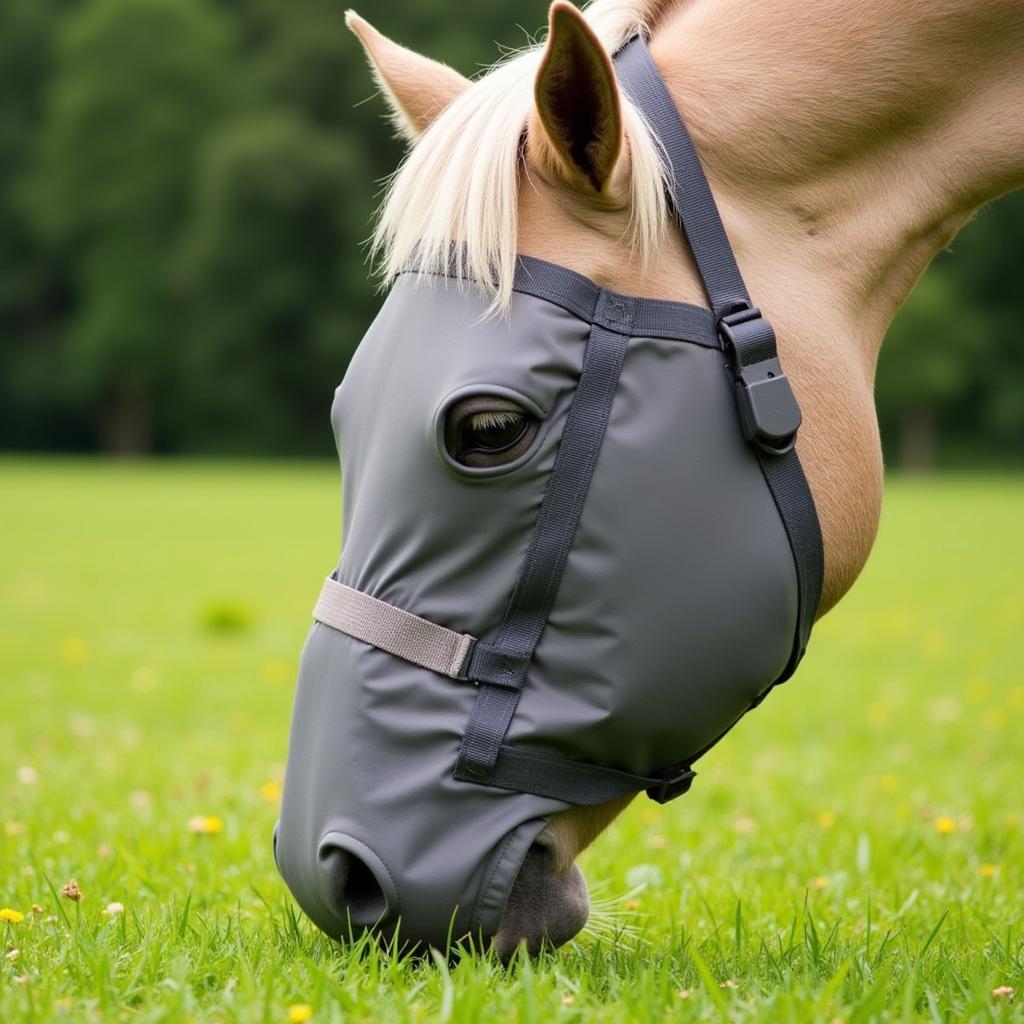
[313,576,476,680]
[312,574,696,805]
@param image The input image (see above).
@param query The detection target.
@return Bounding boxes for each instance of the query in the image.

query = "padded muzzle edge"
[470,816,550,942]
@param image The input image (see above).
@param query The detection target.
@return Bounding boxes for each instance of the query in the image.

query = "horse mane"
[370,0,672,314]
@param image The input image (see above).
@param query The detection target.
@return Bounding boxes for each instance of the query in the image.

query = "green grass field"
[1,458,1022,1023]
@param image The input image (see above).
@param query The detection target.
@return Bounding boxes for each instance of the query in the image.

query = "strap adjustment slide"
[645,765,696,805]
[719,306,802,456]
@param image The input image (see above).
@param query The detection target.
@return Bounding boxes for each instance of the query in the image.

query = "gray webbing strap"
[487,745,696,806]
[615,36,823,683]
[313,576,476,681]
[614,36,750,319]
[454,322,630,787]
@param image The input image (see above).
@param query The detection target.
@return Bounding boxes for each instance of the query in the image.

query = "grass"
[1,457,1022,1023]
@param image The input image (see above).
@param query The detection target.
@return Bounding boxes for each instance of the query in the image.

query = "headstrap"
[614,36,750,318]
[615,36,805,458]
[614,35,823,685]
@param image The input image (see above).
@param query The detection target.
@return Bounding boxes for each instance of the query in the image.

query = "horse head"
[275,0,1024,958]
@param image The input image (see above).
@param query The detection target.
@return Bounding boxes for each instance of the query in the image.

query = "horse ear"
[532,1,624,193]
[345,11,471,142]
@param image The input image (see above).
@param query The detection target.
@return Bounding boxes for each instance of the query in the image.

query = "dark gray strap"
[454,323,629,786]
[613,37,750,319]
[615,36,823,689]
[754,449,823,682]
[513,257,720,346]
[488,745,695,806]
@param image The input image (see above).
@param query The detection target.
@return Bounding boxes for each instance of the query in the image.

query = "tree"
[3,0,1022,460]
[0,0,78,449]
[877,192,1024,468]
[176,111,370,453]
[876,269,989,470]
[29,0,235,453]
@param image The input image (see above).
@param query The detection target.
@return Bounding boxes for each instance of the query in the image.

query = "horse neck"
[518,0,1023,613]
[650,0,1024,348]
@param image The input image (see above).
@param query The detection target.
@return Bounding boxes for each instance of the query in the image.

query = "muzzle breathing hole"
[320,844,389,928]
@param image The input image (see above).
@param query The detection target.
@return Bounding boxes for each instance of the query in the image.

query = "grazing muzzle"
[274,37,824,953]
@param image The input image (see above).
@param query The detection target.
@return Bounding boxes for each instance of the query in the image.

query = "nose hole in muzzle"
[317,832,398,934]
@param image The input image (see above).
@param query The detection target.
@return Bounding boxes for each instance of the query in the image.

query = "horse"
[277,0,1024,958]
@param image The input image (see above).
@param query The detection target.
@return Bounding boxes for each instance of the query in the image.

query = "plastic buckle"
[646,766,696,805]
[718,306,802,456]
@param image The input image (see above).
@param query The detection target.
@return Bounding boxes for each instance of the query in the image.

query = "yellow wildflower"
[287,1005,314,1023]
[866,701,888,726]
[817,810,837,828]
[935,816,957,836]
[878,774,900,794]
[262,660,291,685]
[60,636,89,665]
[978,864,999,878]
[984,708,1007,730]
[0,908,25,924]
[966,677,992,702]
[187,815,224,835]
[812,876,829,890]
[260,781,283,803]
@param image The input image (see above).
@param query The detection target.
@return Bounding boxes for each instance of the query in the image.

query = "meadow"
[1,458,1021,1023]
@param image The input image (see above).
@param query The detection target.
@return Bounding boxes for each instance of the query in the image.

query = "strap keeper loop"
[465,643,530,690]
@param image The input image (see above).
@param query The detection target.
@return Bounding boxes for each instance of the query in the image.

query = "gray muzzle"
[274,36,823,953]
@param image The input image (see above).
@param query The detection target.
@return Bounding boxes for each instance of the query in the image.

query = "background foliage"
[1,0,1021,464]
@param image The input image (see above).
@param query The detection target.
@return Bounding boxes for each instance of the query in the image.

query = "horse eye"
[464,411,528,451]
[444,396,540,469]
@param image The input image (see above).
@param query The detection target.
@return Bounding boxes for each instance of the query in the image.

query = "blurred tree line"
[0,0,1021,465]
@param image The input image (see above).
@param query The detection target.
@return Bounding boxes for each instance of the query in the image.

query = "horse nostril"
[492,842,589,961]
[319,841,390,929]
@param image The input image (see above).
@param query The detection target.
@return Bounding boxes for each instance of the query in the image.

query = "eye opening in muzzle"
[435,385,547,477]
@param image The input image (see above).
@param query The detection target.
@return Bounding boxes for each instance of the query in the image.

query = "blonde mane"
[371,0,672,313]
